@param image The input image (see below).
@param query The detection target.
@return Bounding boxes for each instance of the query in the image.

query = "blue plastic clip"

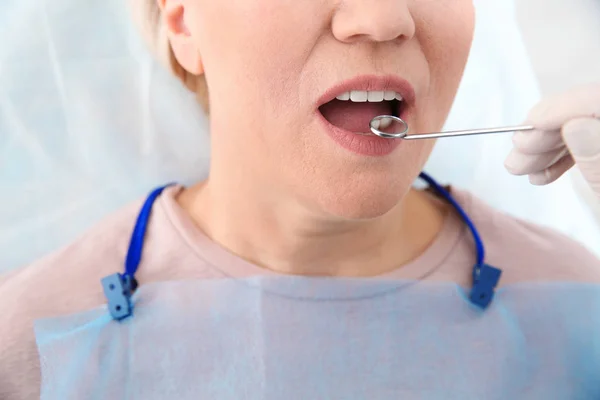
[101,273,138,321]
[469,264,502,309]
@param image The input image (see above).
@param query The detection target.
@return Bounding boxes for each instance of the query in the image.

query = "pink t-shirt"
[1,186,599,399]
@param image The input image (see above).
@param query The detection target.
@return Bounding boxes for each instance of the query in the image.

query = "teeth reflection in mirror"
[379,117,393,130]
[369,117,393,132]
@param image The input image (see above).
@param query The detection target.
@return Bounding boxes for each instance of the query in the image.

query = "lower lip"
[317,112,403,157]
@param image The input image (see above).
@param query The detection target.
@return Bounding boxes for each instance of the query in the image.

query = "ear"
[157,0,204,75]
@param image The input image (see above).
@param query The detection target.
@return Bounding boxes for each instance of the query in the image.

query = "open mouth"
[318,90,405,134]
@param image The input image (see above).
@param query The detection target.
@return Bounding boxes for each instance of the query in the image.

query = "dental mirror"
[370,115,536,140]
[369,115,410,139]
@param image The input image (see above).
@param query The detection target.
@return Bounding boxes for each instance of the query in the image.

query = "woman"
[1,0,600,398]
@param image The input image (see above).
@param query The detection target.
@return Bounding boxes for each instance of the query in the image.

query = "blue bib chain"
[101,185,173,320]
[102,173,502,321]
[418,173,502,308]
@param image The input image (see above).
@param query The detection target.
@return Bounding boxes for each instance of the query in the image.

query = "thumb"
[562,117,600,195]
[526,83,600,130]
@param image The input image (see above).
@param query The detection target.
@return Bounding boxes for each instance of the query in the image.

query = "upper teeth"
[336,90,403,102]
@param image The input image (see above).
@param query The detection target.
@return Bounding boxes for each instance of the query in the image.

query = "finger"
[505,147,569,176]
[562,118,600,159]
[512,129,563,154]
[563,118,600,194]
[526,83,600,131]
[528,155,575,186]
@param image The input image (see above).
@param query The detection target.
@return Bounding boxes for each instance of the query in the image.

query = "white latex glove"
[505,84,600,198]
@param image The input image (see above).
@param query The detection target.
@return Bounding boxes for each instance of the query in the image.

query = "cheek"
[415,1,475,128]
[190,1,323,118]
[420,1,475,66]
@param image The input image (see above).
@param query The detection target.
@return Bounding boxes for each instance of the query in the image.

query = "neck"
[177,176,447,277]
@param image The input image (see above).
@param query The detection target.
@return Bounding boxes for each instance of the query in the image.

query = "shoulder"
[454,190,600,285]
[0,198,143,316]
[0,199,143,399]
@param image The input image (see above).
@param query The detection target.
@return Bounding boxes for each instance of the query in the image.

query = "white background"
[517,0,600,95]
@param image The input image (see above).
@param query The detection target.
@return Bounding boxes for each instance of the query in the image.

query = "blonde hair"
[129,0,210,113]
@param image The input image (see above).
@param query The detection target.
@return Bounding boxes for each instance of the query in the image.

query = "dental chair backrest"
[1,0,598,273]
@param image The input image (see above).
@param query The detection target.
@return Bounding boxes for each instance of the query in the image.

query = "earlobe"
[158,0,204,75]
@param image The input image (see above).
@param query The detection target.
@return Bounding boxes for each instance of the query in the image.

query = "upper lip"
[316,75,416,108]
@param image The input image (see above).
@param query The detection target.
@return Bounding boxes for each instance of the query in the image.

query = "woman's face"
[172,0,475,219]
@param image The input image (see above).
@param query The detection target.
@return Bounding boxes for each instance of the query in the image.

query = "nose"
[331,0,415,44]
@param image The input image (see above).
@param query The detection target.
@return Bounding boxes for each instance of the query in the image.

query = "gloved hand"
[505,83,600,198]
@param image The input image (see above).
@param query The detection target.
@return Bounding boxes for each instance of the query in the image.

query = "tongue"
[319,99,393,133]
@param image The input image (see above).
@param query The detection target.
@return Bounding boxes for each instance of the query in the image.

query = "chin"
[313,181,410,221]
